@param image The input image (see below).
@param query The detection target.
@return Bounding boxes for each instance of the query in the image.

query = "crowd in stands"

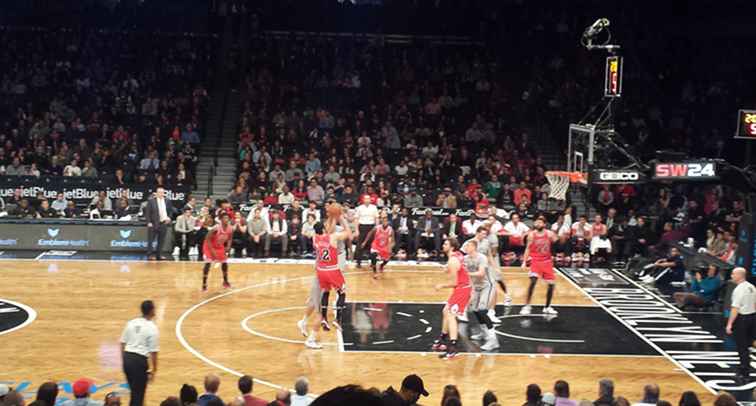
[0,373,741,406]
[0,27,214,216]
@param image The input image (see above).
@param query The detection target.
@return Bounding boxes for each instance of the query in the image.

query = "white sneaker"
[641,276,655,284]
[504,295,513,306]
[297,318,308,337]
[480,331,500,351]
[519,305,532,315]
[487,309,501,324]
[457,312,469,322]
[305,335,323,350]
[543,306,559,315]
[470,331,485,340]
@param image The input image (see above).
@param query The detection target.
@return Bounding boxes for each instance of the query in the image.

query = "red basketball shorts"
[203,242,227,262]
[445,286,472,316]
[317,270,346,291]
[529,259,556,282]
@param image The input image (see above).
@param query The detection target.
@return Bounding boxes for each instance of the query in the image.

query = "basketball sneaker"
[431,340,447,352]
[201,284,208,292]
[543,306,559,315]
[480,330,500,351]
[519,305,532,315]
[504,294,513,306]
[305,335,323,349]
[470,330,485,341]
[297,318,308,337]
[487,309,501,324]
[320,320,331,331]
[439,348,458,359]
[223,281,232,289]
[456,312,469,322]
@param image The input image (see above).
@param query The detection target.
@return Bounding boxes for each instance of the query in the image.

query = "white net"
[546,173,571,200]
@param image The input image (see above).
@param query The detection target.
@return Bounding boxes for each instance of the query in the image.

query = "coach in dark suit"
[441,213,463,241]
[392,207,415,254]
[414,209,441,255]
[144,187,174,260]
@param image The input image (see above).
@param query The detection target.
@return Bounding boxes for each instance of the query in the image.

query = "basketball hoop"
[545,171,587,201]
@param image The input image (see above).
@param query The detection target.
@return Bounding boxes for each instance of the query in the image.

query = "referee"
[726,267,756,383]
[353,194,378,268]
[121,300,160,406]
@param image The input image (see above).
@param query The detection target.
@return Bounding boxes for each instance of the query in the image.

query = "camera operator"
[672,265,722,308]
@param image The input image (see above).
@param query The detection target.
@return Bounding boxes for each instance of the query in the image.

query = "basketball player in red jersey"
[432,237,472,359]
[520,215,559,316]
[362,213,394,279]
[305,219,352,349]
[202,211,233,291]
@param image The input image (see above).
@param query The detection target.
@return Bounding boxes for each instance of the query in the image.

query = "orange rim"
[545,171,587,184]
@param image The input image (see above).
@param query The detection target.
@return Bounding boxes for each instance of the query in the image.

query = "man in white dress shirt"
[120,300,159,406]
[353,195,378,268]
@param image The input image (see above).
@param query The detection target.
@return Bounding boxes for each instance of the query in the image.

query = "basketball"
[327,203,343,219]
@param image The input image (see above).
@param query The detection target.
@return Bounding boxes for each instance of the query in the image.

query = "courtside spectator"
[595,379,616,406]
[291,377,312,406]
[180,384,198,406]
[62,379,103,406]
[197,375,222,406]
[632,384,660,406]
[524,384,542,406]
[36,382,59,406]
[237,375,266,406]
[554,380,577,406]
[381,375,429,406]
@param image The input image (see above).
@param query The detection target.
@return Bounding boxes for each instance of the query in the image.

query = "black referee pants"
[355,224,374,265]
[733,313,756,376]
[123,352,148,406]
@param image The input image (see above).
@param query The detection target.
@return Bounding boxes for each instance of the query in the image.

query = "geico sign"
[598,171,639,181]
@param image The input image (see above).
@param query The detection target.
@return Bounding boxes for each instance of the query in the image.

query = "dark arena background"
[2,1,756,406]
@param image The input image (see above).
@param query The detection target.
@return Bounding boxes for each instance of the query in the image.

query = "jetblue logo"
[120,230,132,239]
[47,228,60,238]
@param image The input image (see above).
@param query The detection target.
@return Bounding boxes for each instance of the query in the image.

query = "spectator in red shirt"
[464,178,482,201]
[237,375,267,406]
[513,181,532,206]
[292,179,308,201]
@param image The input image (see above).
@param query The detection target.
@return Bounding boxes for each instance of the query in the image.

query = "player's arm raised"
[436,255,460,290]
[333,214,353,243]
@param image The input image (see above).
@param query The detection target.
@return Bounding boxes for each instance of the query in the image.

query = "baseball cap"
[401,374,429,397]
[0,384,9,397]
[73,378,93,397]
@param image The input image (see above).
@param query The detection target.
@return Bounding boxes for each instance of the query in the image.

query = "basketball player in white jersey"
[463,239,500,351]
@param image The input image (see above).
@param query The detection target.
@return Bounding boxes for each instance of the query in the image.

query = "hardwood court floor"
[0,261,716,406]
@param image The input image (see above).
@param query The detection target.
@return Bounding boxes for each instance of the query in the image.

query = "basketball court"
[1,258,739,405]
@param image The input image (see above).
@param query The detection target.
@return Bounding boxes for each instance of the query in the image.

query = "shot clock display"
[736,110,756,139]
